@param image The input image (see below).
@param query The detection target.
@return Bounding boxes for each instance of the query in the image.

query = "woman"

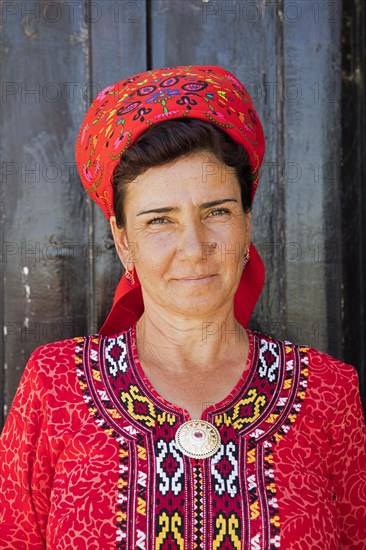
[1,65,365,549]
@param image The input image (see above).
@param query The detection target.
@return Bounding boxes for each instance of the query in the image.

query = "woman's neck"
[135,309,248,376]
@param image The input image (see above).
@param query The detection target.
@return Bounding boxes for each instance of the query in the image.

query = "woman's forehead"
[127,152,240,205]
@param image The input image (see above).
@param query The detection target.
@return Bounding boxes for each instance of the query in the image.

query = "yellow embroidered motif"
[270,515,280,527]
[118,478,127,490]
[247,448,256,464]
[264,452,274,464]
[106,109,117,121]
[266,413,279,423]
[107,408,121,419]
[104,123,112,137]
[120,385,156,427]
[157,411,177,426]
[250,501,260,520]
[137,445,147,460]
[213,513,241,549]
[214,411,232,428]
[119,447,128,459]
[156,511,184,549]
[137,497,146,516]
[232,389,267,429]
[217,90,228,101]
[116,510,126,522]
[92,369,101,381]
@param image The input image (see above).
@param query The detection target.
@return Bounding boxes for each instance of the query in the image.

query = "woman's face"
[110,150,251,320]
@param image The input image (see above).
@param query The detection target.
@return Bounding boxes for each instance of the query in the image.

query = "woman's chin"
[165,296,227,317]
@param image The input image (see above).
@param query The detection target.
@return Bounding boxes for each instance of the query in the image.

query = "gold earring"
[243,249,250,268]
[125,265,135,286]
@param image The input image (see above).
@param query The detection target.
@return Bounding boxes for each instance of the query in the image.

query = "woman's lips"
[176,275,216,282]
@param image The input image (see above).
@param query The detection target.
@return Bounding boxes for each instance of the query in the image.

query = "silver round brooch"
[174,419,221,459]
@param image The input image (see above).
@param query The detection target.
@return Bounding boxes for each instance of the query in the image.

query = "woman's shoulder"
[26,328,130,377]
[251,328,360,395]
[251,330,364,431]
[28,334,89,366]
[23,334,101,385]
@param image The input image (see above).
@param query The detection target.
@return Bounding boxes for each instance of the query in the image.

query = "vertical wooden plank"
[341,0,366,412]
[150,0,284,335]
[0,0,90,426]
[88,0,148,332]
[283,0,342,355]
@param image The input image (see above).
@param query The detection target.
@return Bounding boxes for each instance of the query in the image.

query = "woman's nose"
[176,220,211,262]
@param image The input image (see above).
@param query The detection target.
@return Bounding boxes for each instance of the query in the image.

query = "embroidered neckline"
[77,326,309,443]
[74,329,310,549]
[127,321,256,422]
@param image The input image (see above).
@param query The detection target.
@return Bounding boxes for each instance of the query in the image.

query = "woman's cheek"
[139,234,173,263]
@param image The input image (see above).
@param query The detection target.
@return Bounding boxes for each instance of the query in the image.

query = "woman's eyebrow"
[136,198,238,216]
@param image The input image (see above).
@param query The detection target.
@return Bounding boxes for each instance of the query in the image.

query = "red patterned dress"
[1,323,366,549]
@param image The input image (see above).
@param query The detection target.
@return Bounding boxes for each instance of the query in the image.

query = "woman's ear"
[245,211,252,250]
[109,216,130,269]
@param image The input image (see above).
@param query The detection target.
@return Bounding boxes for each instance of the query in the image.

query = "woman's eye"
[147,216,169,225]
[209,208,230,217]
[147,209,229,225]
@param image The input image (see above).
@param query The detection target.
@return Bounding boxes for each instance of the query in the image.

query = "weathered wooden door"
[1,0,365,429]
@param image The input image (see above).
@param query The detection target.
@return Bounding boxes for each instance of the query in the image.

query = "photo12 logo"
[201,1,340,23]
[1,1,141,24]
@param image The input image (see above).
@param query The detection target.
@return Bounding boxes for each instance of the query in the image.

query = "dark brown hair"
[112,118,253,228]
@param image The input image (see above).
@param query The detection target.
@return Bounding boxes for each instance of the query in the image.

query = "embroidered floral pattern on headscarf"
[75,65,265,221]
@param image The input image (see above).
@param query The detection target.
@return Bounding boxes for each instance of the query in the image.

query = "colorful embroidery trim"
[75,328,309,549]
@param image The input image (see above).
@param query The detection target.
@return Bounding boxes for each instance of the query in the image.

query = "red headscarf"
[75,65,265,336]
